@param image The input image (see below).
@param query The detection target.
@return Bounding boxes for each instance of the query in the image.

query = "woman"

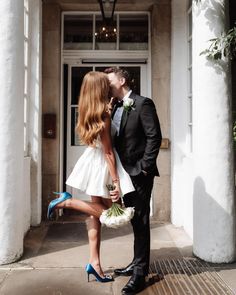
[47,71,135,283]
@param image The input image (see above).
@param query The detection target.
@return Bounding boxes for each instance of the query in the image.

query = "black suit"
[113,92,162,276]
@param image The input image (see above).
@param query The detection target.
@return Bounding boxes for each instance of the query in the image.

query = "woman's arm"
[100,114,120,201]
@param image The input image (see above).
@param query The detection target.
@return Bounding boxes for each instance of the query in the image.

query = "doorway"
[63,63,148,203]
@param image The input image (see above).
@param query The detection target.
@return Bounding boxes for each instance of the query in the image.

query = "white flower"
[100,184,135,228]
[123,97,135,112]
[99,203,135,228]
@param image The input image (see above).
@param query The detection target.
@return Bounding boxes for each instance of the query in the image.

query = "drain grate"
[148,258,234,295]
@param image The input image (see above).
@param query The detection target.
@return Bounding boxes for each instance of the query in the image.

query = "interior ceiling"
[42,0,162,11]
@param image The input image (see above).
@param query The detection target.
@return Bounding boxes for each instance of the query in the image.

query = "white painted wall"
[171,0,194,238]
[0,0,25,264]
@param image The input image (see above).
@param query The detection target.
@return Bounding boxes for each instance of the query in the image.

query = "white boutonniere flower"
[123,97,135,112]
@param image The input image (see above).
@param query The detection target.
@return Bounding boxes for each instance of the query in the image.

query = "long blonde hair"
[76,71,110,146]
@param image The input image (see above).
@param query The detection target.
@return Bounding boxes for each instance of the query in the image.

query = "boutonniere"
[123,97,135,112]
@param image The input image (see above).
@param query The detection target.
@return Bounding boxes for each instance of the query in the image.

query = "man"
[105,67,162,294]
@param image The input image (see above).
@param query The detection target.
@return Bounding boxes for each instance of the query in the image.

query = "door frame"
[65,63,148,197]
[59,10,152,213]
[59,60,153,214]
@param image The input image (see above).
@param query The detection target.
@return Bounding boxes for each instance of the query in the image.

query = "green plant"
[200,26,236,60]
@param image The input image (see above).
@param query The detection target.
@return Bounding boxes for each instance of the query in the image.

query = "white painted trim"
[171,0,193,234]
[59,12,64,192]
[62,11,150,17]
[63,51,149,62]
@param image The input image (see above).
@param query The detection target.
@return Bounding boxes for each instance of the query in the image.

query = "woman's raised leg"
[55,196,107,218]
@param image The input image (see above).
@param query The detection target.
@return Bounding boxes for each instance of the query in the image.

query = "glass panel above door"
[64,15,93,50]
[63,13,149,51]
[119,15,148,50]
[95,15,117,50]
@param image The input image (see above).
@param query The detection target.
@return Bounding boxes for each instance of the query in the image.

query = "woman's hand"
[107,97,117,114]
[109,182,120,202]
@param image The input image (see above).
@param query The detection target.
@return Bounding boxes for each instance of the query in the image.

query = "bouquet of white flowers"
[99,184,135,228]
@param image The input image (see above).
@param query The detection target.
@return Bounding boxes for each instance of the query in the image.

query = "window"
[24,0,30,156]
[63,13,149,51]
[95,15,117,50]
[187,2,193,151]
[119,15,148,50]
[64,15,93,50]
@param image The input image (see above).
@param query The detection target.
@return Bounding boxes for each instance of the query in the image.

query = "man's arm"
[140,98,162,173]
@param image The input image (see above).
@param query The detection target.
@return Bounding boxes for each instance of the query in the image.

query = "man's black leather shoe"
[114,262,135,276]
[121,274,146,294]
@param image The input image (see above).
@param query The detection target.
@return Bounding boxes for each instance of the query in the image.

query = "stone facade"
[42,3,61,218]
[0,0,235,265]
[42,0,172,221]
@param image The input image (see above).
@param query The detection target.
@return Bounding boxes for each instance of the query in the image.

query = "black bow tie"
[116,100,123,108]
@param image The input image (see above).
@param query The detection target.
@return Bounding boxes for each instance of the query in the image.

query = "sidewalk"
[0,219,235,295]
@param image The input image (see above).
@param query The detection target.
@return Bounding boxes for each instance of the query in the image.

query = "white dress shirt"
[113,90,132,135]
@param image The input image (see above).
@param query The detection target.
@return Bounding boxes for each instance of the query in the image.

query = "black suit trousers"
[123,173,154,276]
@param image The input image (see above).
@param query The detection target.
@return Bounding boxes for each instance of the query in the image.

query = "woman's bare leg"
[55,197,108,218]
[55,196,113,277]
[86,213,104,276]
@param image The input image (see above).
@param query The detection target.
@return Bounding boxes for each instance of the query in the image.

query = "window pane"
[71,67,92,146]
[188,40,192,65]
[71,107,81,146]
[189,97,192,123]
[71,67,93,105]
[188,67,192,94]
[95,15,117,50]
[119,15,148,50]
[188,11,192,37]
[64,15,93,50]
[121,67,140,95]
[95,67,107,72]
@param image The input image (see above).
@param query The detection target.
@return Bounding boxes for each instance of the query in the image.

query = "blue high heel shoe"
[47,192,72,219]
[85,264,113,283]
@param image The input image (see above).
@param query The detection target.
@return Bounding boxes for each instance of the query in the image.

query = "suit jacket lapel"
[119,92,136,137]
[119,109,128,137]
[111,104,118,119]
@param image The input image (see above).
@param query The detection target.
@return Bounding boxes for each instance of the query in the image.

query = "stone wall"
[151,2,171,221]
[42,3,61,218]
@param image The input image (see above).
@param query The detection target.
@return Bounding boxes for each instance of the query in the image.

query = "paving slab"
[217,268,236,294]
[0,270,10,288]
[0,268,113,295]
[0,221,235,295]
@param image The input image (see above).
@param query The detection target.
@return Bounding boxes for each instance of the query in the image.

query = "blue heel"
[85,264,113,283]
[47,192,72,219]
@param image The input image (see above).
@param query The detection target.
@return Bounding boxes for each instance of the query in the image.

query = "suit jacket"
[113,92,162,177]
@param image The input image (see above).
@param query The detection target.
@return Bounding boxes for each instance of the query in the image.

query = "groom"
[105,67,162,294]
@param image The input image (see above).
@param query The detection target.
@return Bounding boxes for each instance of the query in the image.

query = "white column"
[192,0,235,263]
[0,0,24,264]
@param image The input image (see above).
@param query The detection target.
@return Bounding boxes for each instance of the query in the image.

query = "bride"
[47,71,134,283]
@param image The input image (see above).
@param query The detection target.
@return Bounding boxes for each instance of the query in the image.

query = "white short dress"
[66,123,135,198]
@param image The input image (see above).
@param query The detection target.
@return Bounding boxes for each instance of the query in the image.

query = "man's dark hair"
[104,67,131,88]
